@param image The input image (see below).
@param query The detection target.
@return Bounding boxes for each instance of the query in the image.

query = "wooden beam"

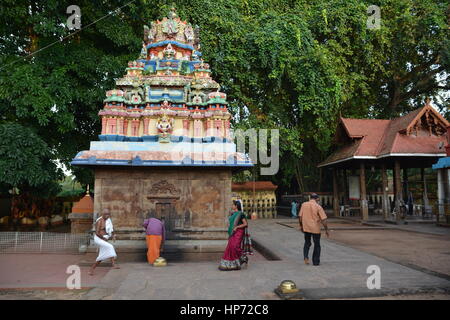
[381,164,389,220]
[332,168,339,217]
[359,162,369,221]
[394,160,403,222]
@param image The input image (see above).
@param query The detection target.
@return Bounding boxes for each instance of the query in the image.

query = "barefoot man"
[143,213,165,265]
[299,193,329,266]
[89,208,120,275]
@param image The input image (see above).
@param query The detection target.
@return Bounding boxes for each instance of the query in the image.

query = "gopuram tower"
[71,8,252,245]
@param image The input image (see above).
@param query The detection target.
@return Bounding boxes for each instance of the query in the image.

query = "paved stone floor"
[1,218,450,300]
[0,253,108,289]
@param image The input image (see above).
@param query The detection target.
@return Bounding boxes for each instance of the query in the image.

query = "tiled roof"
[319,105,449,167]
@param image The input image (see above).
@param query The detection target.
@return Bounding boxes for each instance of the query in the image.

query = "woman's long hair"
[233,200,242,212]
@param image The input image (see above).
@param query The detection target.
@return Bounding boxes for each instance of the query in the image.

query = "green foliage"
[0,0,448,195]
[57,189,85,198]
[0,122,62,197]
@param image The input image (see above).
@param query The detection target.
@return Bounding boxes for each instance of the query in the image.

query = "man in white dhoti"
[89,208,120,275]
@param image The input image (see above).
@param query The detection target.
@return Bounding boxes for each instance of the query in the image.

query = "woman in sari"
[218,200,250,271]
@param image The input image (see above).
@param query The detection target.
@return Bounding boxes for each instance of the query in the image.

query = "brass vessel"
[278,280,299,294]
[153,257,167,267]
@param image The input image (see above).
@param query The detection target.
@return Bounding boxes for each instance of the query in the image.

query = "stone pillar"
[194,120,202,137]
[214,120,223,137]
[131,120,140,136]
[143,118,149,136]
[107,118,117,134]
[224,120,231,139]
[118,118,124,135]
[183,119,190,137]
[69,193,94,234]
[101,117,107,135]
[360,162,369,221]
[205,120,213,137]
[123,119,129,136]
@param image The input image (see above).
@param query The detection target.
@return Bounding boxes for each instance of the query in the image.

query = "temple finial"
[168,5,178,19]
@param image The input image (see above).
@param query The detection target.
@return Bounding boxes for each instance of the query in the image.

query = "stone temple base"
[85,239,227,262]
[93,167,232,241]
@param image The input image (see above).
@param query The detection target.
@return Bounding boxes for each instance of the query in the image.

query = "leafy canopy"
[0,0,448,194]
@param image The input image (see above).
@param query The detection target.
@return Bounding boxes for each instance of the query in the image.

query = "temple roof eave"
[318,153,447,168]
[146,40,195,51]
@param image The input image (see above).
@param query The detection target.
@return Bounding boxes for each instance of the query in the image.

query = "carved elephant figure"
[124,86,145,103]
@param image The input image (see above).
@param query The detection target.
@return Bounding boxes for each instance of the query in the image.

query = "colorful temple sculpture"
[232,182,278,219]
[71,9,252,241]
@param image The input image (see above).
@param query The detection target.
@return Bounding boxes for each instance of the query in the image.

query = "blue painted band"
[71,158,253,168]
[99,135,231,143]
[146,40,194,51]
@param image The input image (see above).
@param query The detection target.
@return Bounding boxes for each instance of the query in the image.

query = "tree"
[0,122,62,197]
[0,0,447,196]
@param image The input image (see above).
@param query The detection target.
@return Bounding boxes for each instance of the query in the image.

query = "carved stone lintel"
[149,180,180,196]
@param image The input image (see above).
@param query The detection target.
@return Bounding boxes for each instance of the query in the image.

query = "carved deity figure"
[163,10,179,37]
[194,25,200,46]
[143,25,150,42]
[139,43,147,59]
[185,24,194,42]
[163,43,176,59]
[144,22,157,43]
[156,114,173,142]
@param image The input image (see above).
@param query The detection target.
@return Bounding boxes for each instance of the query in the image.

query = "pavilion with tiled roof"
[318,102,449,222]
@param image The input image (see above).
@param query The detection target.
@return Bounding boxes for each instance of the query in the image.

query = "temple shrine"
[71,9,252,242]
[318,102,449,222]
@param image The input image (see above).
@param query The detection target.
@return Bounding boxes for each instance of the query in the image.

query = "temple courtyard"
[1,217,450,300]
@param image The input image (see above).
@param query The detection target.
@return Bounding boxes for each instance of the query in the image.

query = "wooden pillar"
[332,168,339,217]
[359,162,369,221]
[343,169,349,206]
[421,168,429,207]
[381,164,389,220]
[437,169,445,221]
[394,160,403,222]
[403,168,409,201]
[404,168,410,215]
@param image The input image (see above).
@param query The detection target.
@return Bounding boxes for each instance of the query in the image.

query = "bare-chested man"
[89,208,120,275]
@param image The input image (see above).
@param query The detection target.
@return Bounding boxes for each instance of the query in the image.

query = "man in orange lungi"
[143,214,165,264]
